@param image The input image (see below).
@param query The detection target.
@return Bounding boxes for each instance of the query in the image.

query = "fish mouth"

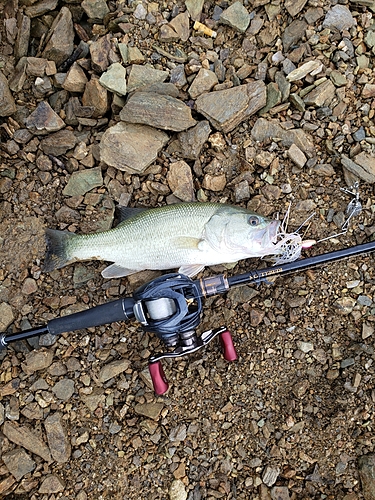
[267,220,281,244]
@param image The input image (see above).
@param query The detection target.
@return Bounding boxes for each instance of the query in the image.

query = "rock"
[167,160,195,201]
[52,378,75,401]
[62,62,88,93]
[99,63,127,96]
[81,0,109,19]
[341,154,375,183]
[100,122,169,174]
[196,81,266,133]
[25,101,65,135]
[0,302,14,332]
[168,11,190,42]
[185,0,204,21]
[2,448,36,481]
[282,20,307,52]
[362,84,375,99]
[120,92,196,132]
[169,479,187,500]
[358,454,375,500]
[271,486,290,500]
[235,180,250,201]
[98,359,131,383]
[175,120,211,159]
[3,422,52,463]
[202,173,226,191]
[39,474,65,494]
[323,5,356,31]
[259,82,282,115]
[303,80,336,107]
[44,412,71,463]
[22,349,54,374]
[251,118,315,157]
[287,144,307,168]
[263,465,280,487]
[21,277,38,295]
[0,71,16,116]
[90,34,111,73]
[40,129,77,156]
[285,0,308,17]
[25,0,58,17]
[42,7,74,67]
[188,68,218,99]
[81,387,105,412]
[286,60,322,82]
[220,2,251,33]
[62,166,103,196]
[333,297,356,315]
[82,77,109,118]
[134,402,164,420]
[127,64,169,93]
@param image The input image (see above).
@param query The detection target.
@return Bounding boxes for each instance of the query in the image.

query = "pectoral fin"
[102,264,139,278]
[178,264,205,277]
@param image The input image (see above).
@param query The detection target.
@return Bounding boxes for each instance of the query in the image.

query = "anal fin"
[102,264,139,278]
[178,264,205,277]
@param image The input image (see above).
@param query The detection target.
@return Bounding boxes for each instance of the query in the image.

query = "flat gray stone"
[98,359,131,383]
[89,34,111,73]
[3,448,36,480]
[39,474,65,494]
[175,120,211,159]
[134,402,164,420]
[25,101,65,135]
[196,81,266,133]
[127,64,168,93]
[167,160,195,201]
[188,68,218,99]
[100,122,169,174]
[120,92,196,131]
[81,0,109,19]
[40,129,77,156]
[303,79,336,107]
[25,0,58,17]
[99,62,127,96]
[323,5,356,31]
[82,77,109,118]
[62,166,103,196]
[282,19,307,52]
[42,6,74,66]
[22,349,54,374]
[3,422,52,463]
[220,1,251,33]
[44,412,71,463]
[52,378,75,401]
[341,154,375,183]
[0,302,14,332]
[251,118,315,157]
[185,0,204,21]
[0,71,16,117]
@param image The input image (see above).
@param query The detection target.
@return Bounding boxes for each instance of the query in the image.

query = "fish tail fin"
[43,229,76,272]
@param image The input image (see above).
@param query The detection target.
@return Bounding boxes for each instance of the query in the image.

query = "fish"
[43,202,294,279]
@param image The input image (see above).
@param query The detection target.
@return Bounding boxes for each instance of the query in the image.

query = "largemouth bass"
[44,202,286,278]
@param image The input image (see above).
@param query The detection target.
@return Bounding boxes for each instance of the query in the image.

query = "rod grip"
[47,297,135,336]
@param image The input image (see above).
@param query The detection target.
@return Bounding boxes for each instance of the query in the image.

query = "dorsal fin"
[116,206,148,224]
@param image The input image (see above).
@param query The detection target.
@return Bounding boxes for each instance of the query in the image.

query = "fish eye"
[248,216,260,226]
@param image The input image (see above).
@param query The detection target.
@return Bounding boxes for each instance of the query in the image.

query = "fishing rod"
[1,239,375,394]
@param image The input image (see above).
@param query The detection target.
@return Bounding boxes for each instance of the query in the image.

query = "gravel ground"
[1,0,375,499]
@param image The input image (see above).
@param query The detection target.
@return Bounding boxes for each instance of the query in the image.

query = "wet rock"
[323,5,356,31]
[2,448,36,481]
[303,80,336,107]
[188,68,218,99]
[3,422,52,463]
[39,474,65,494]
[44,412,71,463]
[0,71,17,116]
[98,359,131,383]
[251,118,315,157]
[62,166,103,197]
[120,92,196,132]
[62,62,88,93]
[82,0,110,19]
[134,402,164,420]
[82,77,109,118]
[25,101,65,135]
[282,20,307,52]
[341,154,375,183]
[100,122,169,174]
[22,349,54,375]
[174,120,211,159]
[40,129,77,156]
[196,81,266,133]
[90,34,111,73]
[220,2,251,33]
[99,63,127,96]
[169,479,187,500]
[41,7,74,67]
[358,454,375,500]
[52,378,75,401]
[185,0,204,21]
[127,64,168,93]
[0,302,14,332]
[167,160,195,201]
